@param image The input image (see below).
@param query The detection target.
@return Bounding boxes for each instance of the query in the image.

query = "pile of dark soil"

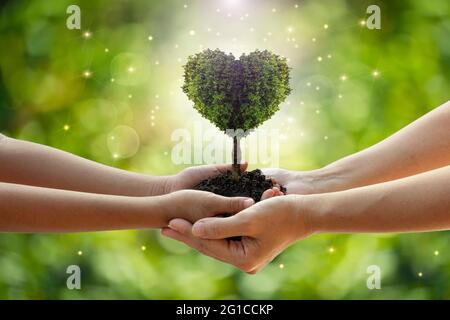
[193,169,286,203]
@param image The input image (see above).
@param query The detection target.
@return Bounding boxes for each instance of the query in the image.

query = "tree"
[183,49,291,177]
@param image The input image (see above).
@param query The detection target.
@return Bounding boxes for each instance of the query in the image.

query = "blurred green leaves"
[0,0,449,299]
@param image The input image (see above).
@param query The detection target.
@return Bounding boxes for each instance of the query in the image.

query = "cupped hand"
[161,192,314,273]
[263,168,319,195]
[166,163,248,193]
[160,189,254,224]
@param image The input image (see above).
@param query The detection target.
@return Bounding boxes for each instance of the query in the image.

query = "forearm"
[305,165,450,234]
[0,135,168,196]
[0,182,169,232]
[309,101,450,193]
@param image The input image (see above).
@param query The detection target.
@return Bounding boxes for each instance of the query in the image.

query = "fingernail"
[244,198,255,208]
[192,221,206,236]
[168,221,178,231]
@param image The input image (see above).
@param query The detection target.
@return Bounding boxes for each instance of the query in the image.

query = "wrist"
[144,175,172,196]
[305,163,352,194]
[287,193,329,238]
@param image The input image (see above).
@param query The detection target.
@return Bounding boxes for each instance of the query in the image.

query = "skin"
[163,100,450,273]
[0,134,248,196]
[264,100,450,195]
[0,133,254,232]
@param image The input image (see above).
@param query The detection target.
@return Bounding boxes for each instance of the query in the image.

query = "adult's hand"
[162,191,312,273]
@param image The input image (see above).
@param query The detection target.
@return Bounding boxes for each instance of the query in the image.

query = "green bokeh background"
[0,0,449,299]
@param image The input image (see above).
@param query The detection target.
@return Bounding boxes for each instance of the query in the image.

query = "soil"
[193,169,286,203]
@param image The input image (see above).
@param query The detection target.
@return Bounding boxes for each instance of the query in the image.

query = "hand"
[158,189,255,225]
[162,193,314,273]
[263,167,340,195]
[165,163,248,193]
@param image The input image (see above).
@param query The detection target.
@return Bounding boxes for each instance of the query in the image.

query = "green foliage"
[0,0,450,300]
[183,49,291,134]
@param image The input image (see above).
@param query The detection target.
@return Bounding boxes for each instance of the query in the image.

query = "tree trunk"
[232,135,241,180]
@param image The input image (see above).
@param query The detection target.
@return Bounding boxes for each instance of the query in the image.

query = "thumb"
[192,214,250,239]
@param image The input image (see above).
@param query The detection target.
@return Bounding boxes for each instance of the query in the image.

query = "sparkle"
[82,31,92,39]
[338,94,343,99]
[155,94,160,99]
[312,37,316,42]
[77,250,83,256]
[113,153,119,159]
[82,70,92,78]
[110,78,115,82]
[272,8,277,13]
[327,54,332,59]
[148,35,153,41]
[63,124,70,131]
[104,48,109,53]
[323,24,329,29]
[128,94,133,99]
[141,245,147,251]
[295,4,299,9]
[183,4,187,8]
[418,272,423,277]
[324,136,329,140]
[316,109,320,114]
[340,74,348,81]
[279,263,285,269]
[328,246,335,253]
[127,66,135,73]
[315,86,320,90]
[317,56,323,62]
[306,82,311,87]
[434,250,439,256]
[189,30,196,36]
[155,60,160,65]
[372,70,380,77]
[287,26,294,33]
[360,19,366,26]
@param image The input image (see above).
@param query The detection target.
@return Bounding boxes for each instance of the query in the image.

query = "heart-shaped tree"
[183,49,291,179]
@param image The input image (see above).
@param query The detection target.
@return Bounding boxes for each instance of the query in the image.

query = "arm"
[264,100,450,194]
[163,165,450,273]
[0,134,244,196]
[0,182,254,233]
[309,165,450,233]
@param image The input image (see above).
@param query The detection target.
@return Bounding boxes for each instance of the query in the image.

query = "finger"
[162,223,241,264]
[192,213,252,239]
[260,189,275,201]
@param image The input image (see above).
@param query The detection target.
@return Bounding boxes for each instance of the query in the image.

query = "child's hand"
[165,163,248,193]
[158,189,255,225]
